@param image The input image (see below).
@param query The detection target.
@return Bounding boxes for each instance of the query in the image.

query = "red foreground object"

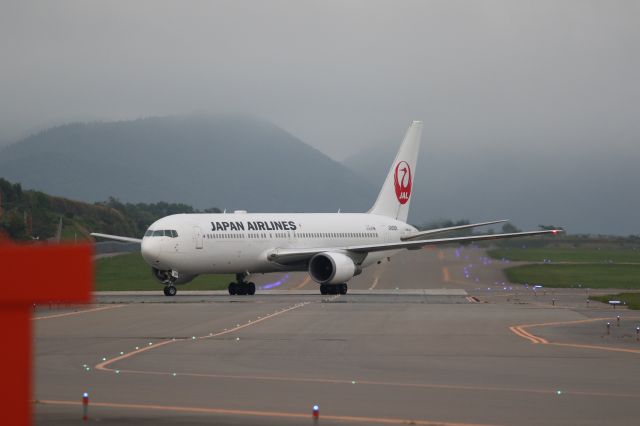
[0,241,93,426]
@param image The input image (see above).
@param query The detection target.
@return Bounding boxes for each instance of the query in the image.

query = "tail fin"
[368,120,422,222]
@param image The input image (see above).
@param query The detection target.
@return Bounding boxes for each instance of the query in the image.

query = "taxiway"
[34,247,640,425]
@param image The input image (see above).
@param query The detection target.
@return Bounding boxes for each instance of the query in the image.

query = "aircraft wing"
[400,219,508,241]
[90,233,142,244]
[267,229,562,265]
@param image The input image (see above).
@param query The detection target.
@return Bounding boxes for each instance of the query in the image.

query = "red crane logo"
[394,161,412,204]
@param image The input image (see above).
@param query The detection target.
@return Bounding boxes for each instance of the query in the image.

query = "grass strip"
[504,264,640,289]
[488,248,640,263]
[95,253,232,291]
[589,293,640,310]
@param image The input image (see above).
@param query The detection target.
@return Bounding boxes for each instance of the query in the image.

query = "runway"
[35,247,640,425]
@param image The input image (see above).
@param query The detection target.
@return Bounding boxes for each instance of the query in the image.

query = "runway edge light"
[82,392,89,421]
[312,404,319,419]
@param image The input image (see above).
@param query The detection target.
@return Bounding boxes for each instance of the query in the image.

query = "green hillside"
[0,177,212,241]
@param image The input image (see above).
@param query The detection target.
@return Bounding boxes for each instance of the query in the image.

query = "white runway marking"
[368,276,380,290]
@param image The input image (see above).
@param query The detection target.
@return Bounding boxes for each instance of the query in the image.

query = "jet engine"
[151,268,196,285]
[308,252,357,284]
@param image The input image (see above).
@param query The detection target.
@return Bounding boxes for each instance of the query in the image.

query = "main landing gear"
[228,273,256,296]
[163,285,177,296]
[320,283,348,295]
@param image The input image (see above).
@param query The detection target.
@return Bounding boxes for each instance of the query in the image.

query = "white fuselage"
[141,212,417,276]
[93,120,560,293]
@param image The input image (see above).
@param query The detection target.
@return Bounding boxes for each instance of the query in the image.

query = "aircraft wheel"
[228,282,238,295]
[166,286,177,296]
[339,283,348,295]
[247,282,256,295]
[320,284,327,295]
[236,283,248,296]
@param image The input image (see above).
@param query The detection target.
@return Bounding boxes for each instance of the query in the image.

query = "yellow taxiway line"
[294,275,311,289]
[509,316,640,354]
[33,305,123,321]
[442,266,450,283]
[36,399,502,426]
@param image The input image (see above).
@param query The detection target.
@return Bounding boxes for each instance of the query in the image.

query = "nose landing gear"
[228,273,256,296]
[163,285,177,296]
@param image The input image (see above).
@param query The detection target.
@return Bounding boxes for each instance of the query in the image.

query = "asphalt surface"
[35,247,640,425]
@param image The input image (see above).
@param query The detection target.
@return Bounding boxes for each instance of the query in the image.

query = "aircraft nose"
[141,238,161,264]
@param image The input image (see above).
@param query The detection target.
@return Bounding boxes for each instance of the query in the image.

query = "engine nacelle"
[309,252,356,284]
[151,268,196,285]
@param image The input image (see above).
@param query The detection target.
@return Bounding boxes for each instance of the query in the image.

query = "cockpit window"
[147,229,178,237]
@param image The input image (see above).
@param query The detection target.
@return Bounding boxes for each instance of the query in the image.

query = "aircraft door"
[381,223,395,243]
[193,226,203,249]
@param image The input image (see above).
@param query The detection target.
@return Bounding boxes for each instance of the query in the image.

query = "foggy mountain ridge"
[0,116,376,214]
[342,141,640,236]
[1,114,638,235]
[1,2,638,236]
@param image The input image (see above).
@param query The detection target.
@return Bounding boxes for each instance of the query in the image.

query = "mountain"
[0,177,207,241]
[0,116,376,213]
[0,177,134,240]
[343,142,640,236]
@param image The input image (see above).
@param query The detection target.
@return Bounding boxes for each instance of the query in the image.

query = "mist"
[1,1,638,234]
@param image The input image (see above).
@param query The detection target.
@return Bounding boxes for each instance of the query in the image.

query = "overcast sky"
[1,1,639,234]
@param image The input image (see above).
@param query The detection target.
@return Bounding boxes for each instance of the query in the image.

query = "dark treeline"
[415,217,639,248]
[0,178,219,241]
[98,198,221,238]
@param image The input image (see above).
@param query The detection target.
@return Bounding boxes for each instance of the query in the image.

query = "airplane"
[92,121,562,296]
